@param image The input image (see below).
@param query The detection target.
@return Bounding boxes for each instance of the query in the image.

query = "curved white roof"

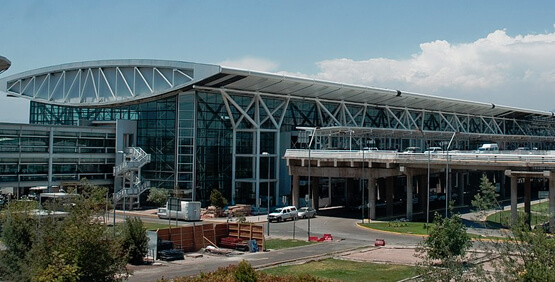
[0,56,10,74]
[0,59,552,119]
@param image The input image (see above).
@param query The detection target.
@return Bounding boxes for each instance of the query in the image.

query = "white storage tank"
[181,201,201,221]
[157,200,201,221]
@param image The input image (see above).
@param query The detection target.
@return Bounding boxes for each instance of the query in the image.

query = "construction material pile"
[200,206,224,218]
[224,204,251,217]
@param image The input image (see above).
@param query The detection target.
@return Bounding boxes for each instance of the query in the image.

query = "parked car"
[402,147,421,153]
[477,143,499,153]
[268,206,298,222]
[424,147,443,154]
[298,207,316,219]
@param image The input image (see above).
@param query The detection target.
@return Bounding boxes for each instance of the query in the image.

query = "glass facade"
[0,124,115,190]
[30,97,177,189]
[23,87,555,206]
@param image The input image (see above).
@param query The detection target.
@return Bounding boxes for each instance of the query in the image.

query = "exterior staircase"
[113,147,151,209]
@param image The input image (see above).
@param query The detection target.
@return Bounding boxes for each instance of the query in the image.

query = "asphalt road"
[265,215,423,246]
[123,211,425,281]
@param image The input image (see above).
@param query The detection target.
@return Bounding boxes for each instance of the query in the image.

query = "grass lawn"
[262,258,417,281]
[360,221,432,235]
[486,201,550,227]
[142,221,175,230]
[265,238,315,250]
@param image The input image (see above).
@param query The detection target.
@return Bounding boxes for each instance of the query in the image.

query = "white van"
[268,206,298,222]
[478,143,499,152]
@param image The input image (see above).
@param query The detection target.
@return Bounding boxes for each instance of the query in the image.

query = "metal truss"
[6,64,194,105]
[195,86,555,138]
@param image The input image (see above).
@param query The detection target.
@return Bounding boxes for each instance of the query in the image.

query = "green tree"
[147,187,170,207]
[478,213,555,281]
[121,217,149,265]
[471,174,499,215]
[0,185,129,282]
[416,210,472,281]
[0,200,38,280]
[210,189,228,208]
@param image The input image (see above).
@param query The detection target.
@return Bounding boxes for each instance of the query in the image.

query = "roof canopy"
[0,56,11,74]
[0,59,552,119]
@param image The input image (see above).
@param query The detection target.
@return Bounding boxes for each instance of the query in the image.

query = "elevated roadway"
[284,149,555,231]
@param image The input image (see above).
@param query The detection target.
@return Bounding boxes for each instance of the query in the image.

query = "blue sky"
[2,1,555,122]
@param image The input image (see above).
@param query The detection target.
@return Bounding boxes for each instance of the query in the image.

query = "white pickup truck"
[268,206,298,222]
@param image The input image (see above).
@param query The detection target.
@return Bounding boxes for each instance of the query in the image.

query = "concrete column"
[312,176,320,210]
[419,175,427,212]
[511,176,518,225]
[524,177,531,225]
[549,175,555,233]
[292,174,300,208]
[368,176,376,220]
[459,173,465,206]
[346,178,356,206]
[386,177,395,217]
[311,176,319,210]
[406,172,413,221]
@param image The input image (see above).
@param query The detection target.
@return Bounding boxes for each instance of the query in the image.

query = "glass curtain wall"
[177,92,195,200]
[30,98,177,188]
[195,91,233,206]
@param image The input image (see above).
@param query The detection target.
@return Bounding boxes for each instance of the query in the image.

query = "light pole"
[307,127,318,239]
[426,142,431,224]
[262,152,270,236]
[361,141,366,223]
[445,131,457,217]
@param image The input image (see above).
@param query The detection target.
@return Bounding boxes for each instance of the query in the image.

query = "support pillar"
[346,178,356,206]
[311,176,319,210]
[368,177,376,220]
[386,177,395,217]
[292,174,300,208]
[419,175,427,213]
[549,175,555,233]
[511,176,518,225]
[459,173,465,206]
[405,171,413,221]
[524,177,531,226]
[312,176,320,210]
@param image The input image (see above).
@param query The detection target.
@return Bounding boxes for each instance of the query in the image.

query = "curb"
[253,243,375,270]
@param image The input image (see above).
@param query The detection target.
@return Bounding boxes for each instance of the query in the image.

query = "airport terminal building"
[1,60,555,214]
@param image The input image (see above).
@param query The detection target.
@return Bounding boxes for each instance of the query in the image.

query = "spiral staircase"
[113,147,151,209]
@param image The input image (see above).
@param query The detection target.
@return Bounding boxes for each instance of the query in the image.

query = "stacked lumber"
[224,204,252,216]
[200,206,223,219]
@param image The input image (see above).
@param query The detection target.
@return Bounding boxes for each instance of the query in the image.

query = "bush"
[122,217,149,265]
[147,188,170,207]
[210,189,228,209]
[234,260,257,282]
[160,260,325,281]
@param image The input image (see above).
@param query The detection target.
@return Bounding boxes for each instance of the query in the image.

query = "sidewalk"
[460,198,548,237]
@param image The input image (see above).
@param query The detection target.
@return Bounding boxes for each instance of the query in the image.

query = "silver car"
[298,207,316,219]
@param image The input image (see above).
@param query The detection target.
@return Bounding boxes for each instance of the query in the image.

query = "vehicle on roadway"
[268,206,298,222]
[402,147,421,153]
[477,143,499,152]
[424,147,443,154]
[298,207,316,219]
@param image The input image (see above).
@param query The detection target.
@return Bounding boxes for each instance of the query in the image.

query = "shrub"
[122,217,149,265]
[210,189,228,209]
[234,260,257,282]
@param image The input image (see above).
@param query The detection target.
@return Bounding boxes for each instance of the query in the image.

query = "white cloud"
[219,56,279,72]
[296,26,555,111]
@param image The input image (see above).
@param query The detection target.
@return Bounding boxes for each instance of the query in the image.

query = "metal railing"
[284,149,555,166]
[113,147,151,176]
[114,179,151,202]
